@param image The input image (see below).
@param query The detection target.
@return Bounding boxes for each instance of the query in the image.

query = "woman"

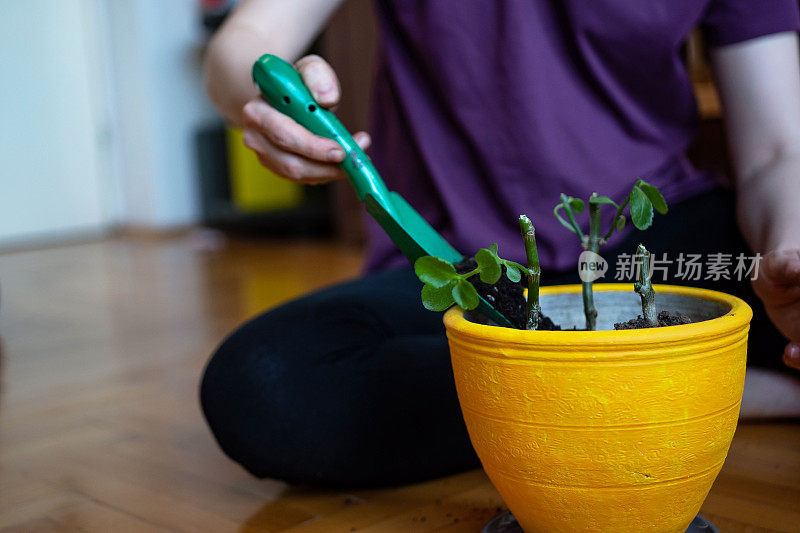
[201,0,800,487]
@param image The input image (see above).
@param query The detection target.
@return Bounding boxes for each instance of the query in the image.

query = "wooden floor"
[0,236,798,532]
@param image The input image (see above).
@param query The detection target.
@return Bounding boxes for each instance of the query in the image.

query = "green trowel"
[252,54,513,328]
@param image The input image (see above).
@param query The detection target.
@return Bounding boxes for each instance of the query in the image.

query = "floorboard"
[0,235,797,532]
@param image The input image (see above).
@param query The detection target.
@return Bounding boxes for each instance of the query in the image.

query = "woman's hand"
[752,250,800,369]
[241,55,371,184]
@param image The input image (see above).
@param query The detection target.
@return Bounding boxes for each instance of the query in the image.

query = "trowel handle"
[251,54,395,214]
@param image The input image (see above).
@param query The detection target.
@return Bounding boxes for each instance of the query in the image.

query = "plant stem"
[461,267,481,279]
[560,194,586,241]
[603,195,630,241]
[519,215,541,330]
[583,202,602,330]
[634,244,658,326]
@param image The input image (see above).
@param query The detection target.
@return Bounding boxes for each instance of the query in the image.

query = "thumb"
[295,55,340,108]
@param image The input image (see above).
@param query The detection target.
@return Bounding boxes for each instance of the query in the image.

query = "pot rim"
[443,283,752,347]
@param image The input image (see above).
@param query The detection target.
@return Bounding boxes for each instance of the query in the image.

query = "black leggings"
[200,188,788,487]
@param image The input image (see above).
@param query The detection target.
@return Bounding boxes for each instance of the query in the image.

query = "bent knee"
[199,330,293,478]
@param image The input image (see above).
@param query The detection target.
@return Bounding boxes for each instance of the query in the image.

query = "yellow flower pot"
[444,284,751,533]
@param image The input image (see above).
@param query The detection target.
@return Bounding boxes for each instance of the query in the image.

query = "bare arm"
[711,31,800,368]
[711,32,800,251]
[205,0,344,125]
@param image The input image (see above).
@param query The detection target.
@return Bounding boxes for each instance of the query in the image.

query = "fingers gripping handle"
[252,54,396,215]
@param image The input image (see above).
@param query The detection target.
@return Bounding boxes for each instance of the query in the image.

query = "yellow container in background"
[226,127,304,212]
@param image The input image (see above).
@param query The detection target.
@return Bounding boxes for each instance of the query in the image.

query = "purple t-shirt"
[364,0,800,272]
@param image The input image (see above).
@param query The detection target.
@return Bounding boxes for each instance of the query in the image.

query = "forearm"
[205,23,270,126]
[710,32,800,254]
[737,149,800,253]
[204,0,344,126]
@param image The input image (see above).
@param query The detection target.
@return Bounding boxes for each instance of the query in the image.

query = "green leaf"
[638,181,668,215]
[475,248,502,284]
[479,268,501,284]
[414,256,457,288]
[629,187,654,230]
[589,194,618,207]
[452,279,480,310]
[568,197,585,214]
[421,282,455,311]
[615,215,626,231]
[504,264,522,283]
[476,245,500,262]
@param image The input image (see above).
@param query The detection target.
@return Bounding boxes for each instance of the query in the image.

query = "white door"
[0,0,112,248]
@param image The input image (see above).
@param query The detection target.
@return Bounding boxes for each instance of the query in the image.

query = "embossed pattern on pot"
[444,284,752,533]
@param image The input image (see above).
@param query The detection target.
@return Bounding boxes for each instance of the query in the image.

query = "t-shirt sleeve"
[701,0,800,47]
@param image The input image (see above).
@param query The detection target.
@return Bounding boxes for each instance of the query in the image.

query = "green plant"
[519,215,541,330]
[634,244,657,326]
[414,215,542,329]
[414,244,525,309]
[554,179,667,330]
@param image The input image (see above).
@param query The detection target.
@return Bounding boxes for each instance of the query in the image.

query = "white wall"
[104,0,217,228]
[0,0,216,248]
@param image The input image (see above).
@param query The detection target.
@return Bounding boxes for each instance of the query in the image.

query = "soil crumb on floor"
[614,310,692,330]
[454,257,561,330]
